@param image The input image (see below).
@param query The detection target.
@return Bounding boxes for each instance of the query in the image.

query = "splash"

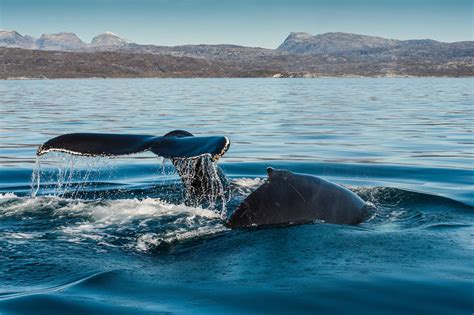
[30,152,230,218]
[0,194,227,252]
[169,156,230,218]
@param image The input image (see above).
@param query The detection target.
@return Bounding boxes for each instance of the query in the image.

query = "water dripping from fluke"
[169,155,230,219]
[30,156,41,198]
[29,153,116,199]
[29,152,230,219]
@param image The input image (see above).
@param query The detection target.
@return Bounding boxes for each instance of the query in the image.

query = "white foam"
[1,187,230,251]
[3,232,41,239]
[36,197,227,251]
[136,224,227,252]
[231,177,264,197]
[0,192,18,199]
[85,198,221,223]
[233,177,264,189]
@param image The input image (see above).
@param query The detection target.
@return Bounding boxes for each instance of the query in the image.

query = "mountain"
[0,30,36,49]
[91,32,129,47]
[277,32,474,61]
[1,30,472,62]
[277,32,399,54]
[0,30,472,78]
[35,32,88,51]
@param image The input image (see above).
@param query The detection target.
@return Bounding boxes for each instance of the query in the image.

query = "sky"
[0,0,472,48]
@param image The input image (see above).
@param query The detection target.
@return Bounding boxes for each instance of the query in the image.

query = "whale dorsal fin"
[37,131,230,161]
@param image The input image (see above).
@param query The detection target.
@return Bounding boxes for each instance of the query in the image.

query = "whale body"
[227,167,367,228]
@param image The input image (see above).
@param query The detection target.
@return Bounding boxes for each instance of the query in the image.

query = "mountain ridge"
[277,32,400,54]
[1,30,472,78]
[1,30,471,52]
[0,30,130,51]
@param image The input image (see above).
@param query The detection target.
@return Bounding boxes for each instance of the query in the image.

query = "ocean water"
[0,78,473,314]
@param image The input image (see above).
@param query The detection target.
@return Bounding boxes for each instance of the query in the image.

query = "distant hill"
[0,30,472,78]
[0,48,278,79]
[0,30,130,51]
[277,32,398,54]
[0,30,36,49]
[277,32,474,64]
[36,32,88,51]
[91,32,129,47]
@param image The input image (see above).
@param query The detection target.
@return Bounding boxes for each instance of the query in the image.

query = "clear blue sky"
[0,0,472,48]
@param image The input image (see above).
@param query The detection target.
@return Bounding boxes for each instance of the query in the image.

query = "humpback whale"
[227,167,367,228]
[37,130,367,227]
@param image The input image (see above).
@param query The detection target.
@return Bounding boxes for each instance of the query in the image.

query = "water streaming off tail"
[29,153,230,217]
[30,153,117,199]
[168,156,229,218]
[30,157,41,198]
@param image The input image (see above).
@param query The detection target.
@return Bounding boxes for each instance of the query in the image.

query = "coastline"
[3,74,473,80]
[1,46,472,80]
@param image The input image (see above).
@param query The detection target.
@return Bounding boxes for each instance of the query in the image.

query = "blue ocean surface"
[0,78,473,314]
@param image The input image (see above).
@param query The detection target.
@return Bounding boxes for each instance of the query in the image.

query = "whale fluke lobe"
[37,133,157,157]
[151,136,230,161]
[36,131,230,161]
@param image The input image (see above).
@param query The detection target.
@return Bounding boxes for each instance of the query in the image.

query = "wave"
[0,271,112,301]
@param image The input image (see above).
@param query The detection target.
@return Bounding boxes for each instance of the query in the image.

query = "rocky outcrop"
[0,30,36,49]
[35,32,88,51]
[91,32,129,47]
[277,32,474,61]
[277,32,399,54]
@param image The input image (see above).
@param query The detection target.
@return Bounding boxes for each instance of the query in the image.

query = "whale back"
[227,168,366,228]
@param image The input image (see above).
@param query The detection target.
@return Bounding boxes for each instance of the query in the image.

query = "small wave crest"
[231,177,264,194]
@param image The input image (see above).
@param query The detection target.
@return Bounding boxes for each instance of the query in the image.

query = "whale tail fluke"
[36,131,230,161]
[36,133,157,157]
